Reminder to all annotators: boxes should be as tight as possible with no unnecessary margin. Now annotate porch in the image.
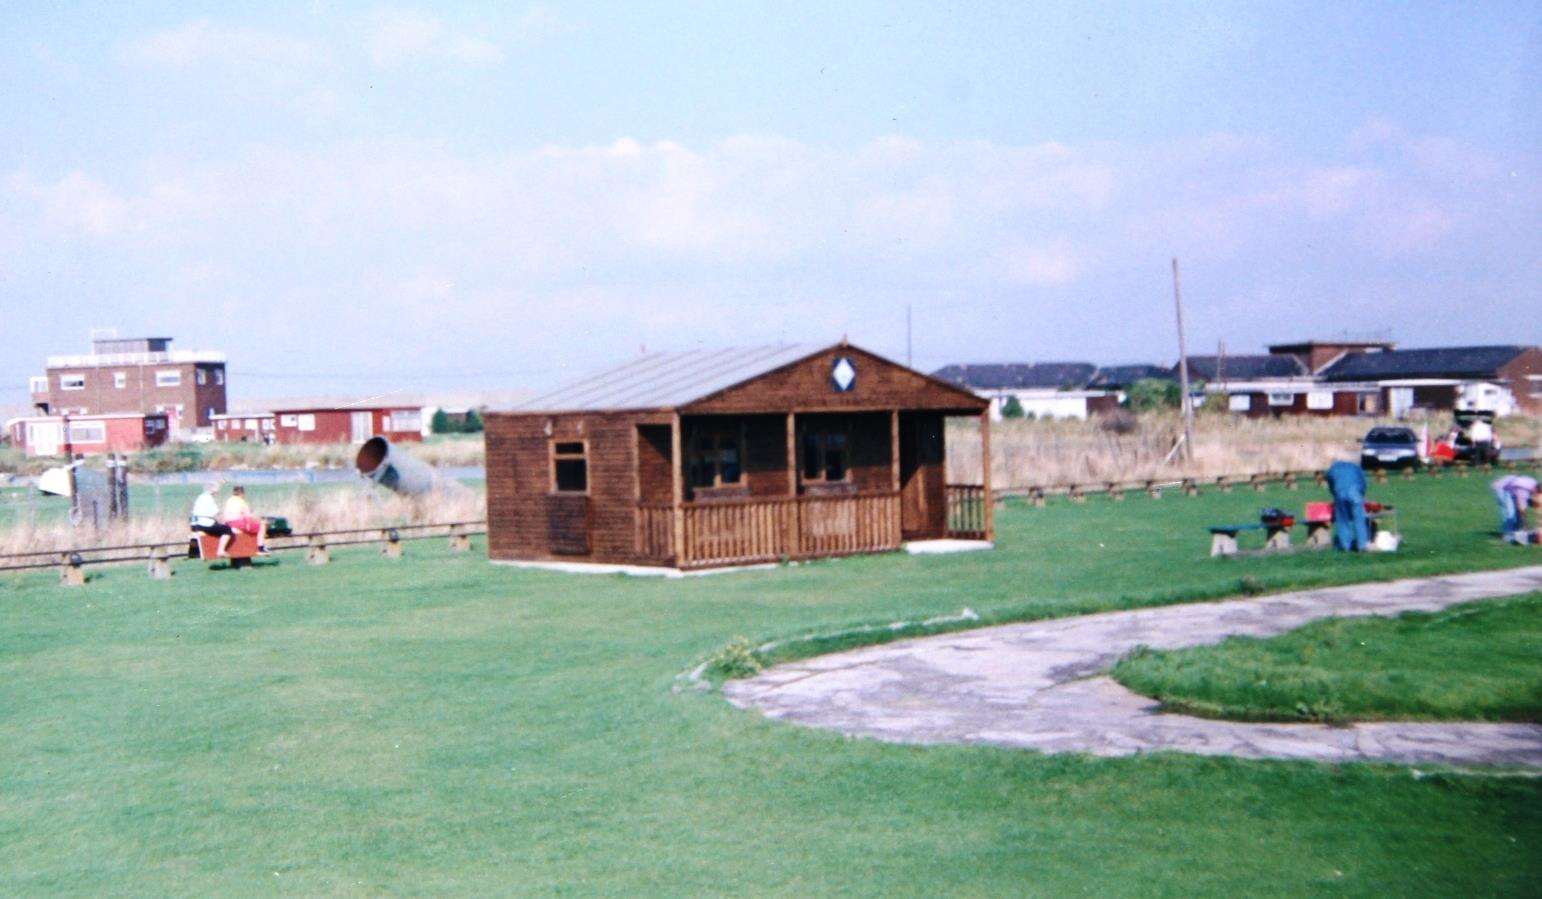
[632,409,990,570]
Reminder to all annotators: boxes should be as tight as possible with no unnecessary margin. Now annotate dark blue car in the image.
[1360,426,1420,469]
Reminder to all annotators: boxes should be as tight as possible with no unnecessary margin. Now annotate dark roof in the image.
[1180,354,1307,381]
[1319,345,1532,382]
[931,362,1096,390]
[1088,364,1173,388]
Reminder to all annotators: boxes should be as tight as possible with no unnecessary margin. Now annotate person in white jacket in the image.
[189,482,234,558]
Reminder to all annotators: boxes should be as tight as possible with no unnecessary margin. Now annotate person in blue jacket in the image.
[1325,460,1370,551]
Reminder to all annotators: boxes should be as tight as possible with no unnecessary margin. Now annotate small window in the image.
[1267,392,1294,407]
[1228,394,1252,412]
[297,414,316,432]
[215,369,225,386]
[801,429,849,482]
[196,369,207,385]
[244,418,258,429]
[59,373,86,391]
[688,425,743,489]
[280,414,298,426]
[114,371,127,389]
[1306,391,1333,411]
[552,441,588,493]
[218,420,227,430]
[391,410,423,433]
[67,421,106,443]
[156,370,181,387]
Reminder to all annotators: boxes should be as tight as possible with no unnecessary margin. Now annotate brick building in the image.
[29,334,227,433]
[269,406,425,445]
[5,412,170,457]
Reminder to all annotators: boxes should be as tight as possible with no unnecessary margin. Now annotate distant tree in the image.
[1124,378,1183,412]
[431,408,455,435]
[999,396,1025,419]
[463,409,484,433]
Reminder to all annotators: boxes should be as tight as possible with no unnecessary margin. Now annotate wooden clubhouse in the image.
[485,342,994,571]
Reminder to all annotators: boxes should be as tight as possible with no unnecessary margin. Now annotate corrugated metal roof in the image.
[513,344,828,412]
[1319,345,1530,382]
[1088,364,1173,388]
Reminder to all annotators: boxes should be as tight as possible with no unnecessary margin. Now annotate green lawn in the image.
[2,474,1539,895]
[1113,593,1542,723]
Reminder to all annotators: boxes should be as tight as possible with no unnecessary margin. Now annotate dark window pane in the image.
[802,434,820,479]
[826,448,847,481]
[555,441,584,455]
[554,458,587,492]
[721,446,741,483]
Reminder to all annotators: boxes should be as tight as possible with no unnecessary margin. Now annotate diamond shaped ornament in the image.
[831,357,857,392]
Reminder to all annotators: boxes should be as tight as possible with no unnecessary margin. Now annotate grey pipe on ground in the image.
[355,436,438,495]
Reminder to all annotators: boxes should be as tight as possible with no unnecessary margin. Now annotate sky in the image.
[1,1,1537,403]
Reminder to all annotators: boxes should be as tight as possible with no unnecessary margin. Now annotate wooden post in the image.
[1146,480,1161,500]
[147,546,172,580]
[784,412,798,557]
[1183,479,1199,497]
[382,528,404,559]
[889,410,902,540]
[672,413,686,567]
[448,525,471,552]
[1030,487,1046,508]
[60,552,86,586]
[307,534,330,565]
[980,412,994,542]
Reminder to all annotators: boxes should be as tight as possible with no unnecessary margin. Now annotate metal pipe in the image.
[354,436,437,495]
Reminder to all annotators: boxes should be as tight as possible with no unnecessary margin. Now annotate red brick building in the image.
[269,406,425,445]
[5,412,170,457]
[29,334,227,433]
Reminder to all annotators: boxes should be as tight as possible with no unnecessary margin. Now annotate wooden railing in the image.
[640,492,903,569]
[945,484,987,539]
[636,503,675,560]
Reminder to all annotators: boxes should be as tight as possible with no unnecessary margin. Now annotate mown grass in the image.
[2,474,1539,895]
[1112,594,1542,724]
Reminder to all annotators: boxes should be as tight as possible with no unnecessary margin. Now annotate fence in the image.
[0,520,486,585]
[995,458,1535,506]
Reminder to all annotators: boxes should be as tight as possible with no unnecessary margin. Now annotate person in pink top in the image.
[222,485,271,555]
[1492,474,1539,543]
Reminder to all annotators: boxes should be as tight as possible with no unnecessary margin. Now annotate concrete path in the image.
[723,566,1542,767]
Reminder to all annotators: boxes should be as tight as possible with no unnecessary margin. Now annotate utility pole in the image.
[1172,258,1195,461]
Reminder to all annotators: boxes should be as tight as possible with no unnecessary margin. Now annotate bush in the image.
[1124,378,1183,412]
[999,396,1025,419]
[1099,410,1138,435]
[706,637,763,679]
[431,409,454,434]
[463,409,483,433]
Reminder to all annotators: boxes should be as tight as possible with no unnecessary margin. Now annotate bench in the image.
[193,531,260,569]
[1208,522,1293,557]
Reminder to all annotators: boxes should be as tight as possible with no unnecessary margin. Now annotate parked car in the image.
[1361,426,1421,469]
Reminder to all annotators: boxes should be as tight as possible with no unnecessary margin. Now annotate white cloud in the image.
[11,171,132,236]
[365,9,503,68]
[117,19,321,70]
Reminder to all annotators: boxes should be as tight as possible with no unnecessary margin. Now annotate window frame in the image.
[799,422,852,485]
[296,413,316,432]
[155,369,182,387]
[67,421,106,444]
[687,421,747,493]
[59,373,86,391]
[114,371,127,389]
[550,439,590,494]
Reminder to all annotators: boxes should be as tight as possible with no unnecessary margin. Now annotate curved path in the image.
[723,566,1542,767]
